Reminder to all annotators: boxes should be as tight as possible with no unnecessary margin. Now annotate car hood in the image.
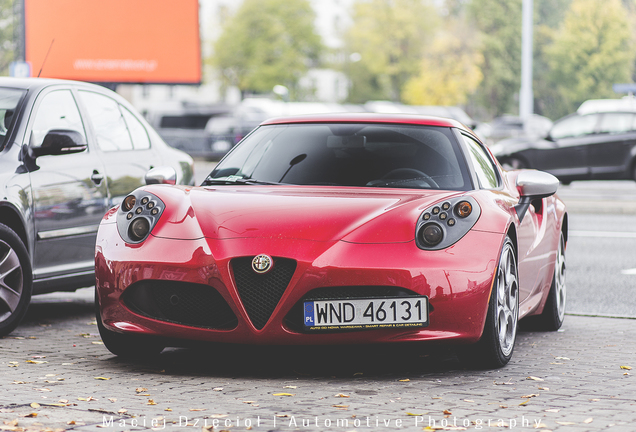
[146,185,466,243]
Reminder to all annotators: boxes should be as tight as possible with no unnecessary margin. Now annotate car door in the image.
[76,90,162,207]
[26,87,109,281]
[531,113,601,180]
[587,112,636,179]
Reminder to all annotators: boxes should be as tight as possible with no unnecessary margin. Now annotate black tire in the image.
[95,292,164,357]
[460,236,519,369]
[0,223,33,337]
[522,231,566,331]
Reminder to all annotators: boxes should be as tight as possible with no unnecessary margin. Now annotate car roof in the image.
[0,77,105,92]
[261,112,468,130]
[577,97,636,114]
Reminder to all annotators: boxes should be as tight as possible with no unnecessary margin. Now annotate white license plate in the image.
[303,297,428,330]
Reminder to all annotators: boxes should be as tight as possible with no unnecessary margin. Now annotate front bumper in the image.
[95,223,503,346]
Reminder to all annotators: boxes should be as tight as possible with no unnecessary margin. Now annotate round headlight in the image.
[129,217,151,241]
[420,223,443,246]
[122,195,136,212]
[455,201,473,218]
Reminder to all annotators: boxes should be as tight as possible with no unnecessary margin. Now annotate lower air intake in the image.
[231,257,297,330]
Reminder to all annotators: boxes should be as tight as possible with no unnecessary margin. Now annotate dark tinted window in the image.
[160,115,212,129]
[0,87,26,149]
[209,123,471,190]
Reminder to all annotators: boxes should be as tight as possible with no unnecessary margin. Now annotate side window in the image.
[30,90,86,148]
[78,91,133,151]
[550,114,599,140]
[121,107,150,149]
[598,113,636,134]
[463,135,498,189]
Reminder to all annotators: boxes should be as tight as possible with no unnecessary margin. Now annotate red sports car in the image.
[95,113,567,368]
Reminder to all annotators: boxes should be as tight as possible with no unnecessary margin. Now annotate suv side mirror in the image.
[30,129,87,158]
[514,170,559,222]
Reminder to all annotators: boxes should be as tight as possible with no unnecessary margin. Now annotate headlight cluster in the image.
[116,191,165,244]
[415,196,481,250]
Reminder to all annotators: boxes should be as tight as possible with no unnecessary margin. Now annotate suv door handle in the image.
[91,170,104,186]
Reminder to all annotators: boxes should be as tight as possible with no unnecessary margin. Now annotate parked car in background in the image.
[0,77,194,336]
[145,104,231,159]
[491,100,636,183]
[474,114,553,146]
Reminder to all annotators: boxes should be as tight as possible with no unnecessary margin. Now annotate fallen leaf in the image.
[58,399,69,404]
[538,387,550,391]
[518,400,529,406]
[334,393,350,398]
[443,409,452,415]
[165,408,172,412]
[25,360,47,364]
[30,403,40,409]
[43,403,67,407]
[12,381,26,385]
[91,341,104,345]
[272,393,294,396]
[94,377,110,380]
[545,409,560,413]
[620,365,632,370]
[283,385,297,389]
[189,408,206,412]
[31,355,46,359]
[22,413,37,418]
[212,387,223,391]
[147,399,157,405]
[353,372,363,376]
[406,412,425,416]
[554,356,570,360]
[584,418,593,424]
[399,379,410,382]
[34,388,51,392]
[108,398,117,403]
[136,387,148,393]
[534,423,548,428]
[556,421,577,426]
[526,376,544,381]
[463,400,474,403]
[210,414,228,418]
[521,394,539,398]
[242,401,257,404]
[118,409,127,414]
[332,404,349,409]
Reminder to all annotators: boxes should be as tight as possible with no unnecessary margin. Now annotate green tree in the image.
[211,0,322,99]
[468,0,522,118]
[0,0,17,75]
[344,0,439,103]
[402,20,483,106]
[545,0,635,117]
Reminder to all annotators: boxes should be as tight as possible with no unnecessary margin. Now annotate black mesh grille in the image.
[231,257,297,330]
[123,281,238,329]
[284,286,418,332]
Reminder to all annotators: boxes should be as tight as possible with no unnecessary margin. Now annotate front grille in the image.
[284,286,418,332]
[231,257,297,330]
[123,281,238,329]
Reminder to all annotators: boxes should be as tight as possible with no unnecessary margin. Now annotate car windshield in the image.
[0,87,26,150]
[206,123,471,190]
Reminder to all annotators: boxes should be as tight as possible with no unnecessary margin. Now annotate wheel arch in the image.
[506,222,518,262]
[0,204,29,251]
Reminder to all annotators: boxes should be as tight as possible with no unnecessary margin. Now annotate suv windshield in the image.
[207,123,471,190]
[0,87,26,150]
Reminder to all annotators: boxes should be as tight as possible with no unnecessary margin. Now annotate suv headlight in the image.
[415,196,481,250]
[116,191,165,244]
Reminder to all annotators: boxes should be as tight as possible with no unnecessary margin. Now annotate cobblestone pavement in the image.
[1,289,635,432]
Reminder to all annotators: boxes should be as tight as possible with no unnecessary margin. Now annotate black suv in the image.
[0,78,194,336]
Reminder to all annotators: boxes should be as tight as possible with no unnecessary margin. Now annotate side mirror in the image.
[145,166,177,185]
[30,129,87,158]
[514,170,559,222]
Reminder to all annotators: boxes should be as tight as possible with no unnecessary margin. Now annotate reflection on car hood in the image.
[150,185,465,244]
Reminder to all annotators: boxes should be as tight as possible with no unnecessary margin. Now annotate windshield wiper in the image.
[202,176,283,186]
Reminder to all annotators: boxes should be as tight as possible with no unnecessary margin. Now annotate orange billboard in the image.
[25,0,201,84]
